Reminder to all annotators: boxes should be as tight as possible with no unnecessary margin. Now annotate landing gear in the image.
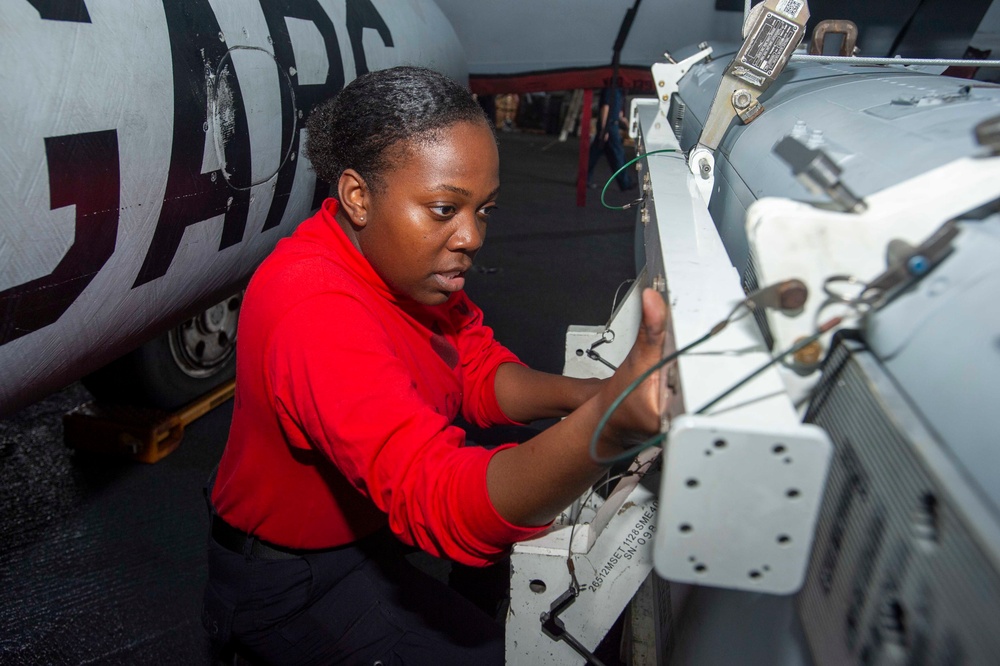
[82,293,241,411]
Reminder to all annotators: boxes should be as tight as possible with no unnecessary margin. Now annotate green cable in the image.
[588,329,714,465]
[599,148,679,211]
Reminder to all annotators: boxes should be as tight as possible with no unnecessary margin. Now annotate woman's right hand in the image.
[592,288,673,455]
[486,288,676,526]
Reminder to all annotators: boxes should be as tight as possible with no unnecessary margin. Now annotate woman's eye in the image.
[430,205,457,217]
[479,204,498,219]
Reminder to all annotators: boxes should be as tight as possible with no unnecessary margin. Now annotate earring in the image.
[359,216,366,222]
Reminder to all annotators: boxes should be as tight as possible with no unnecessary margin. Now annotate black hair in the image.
[305,66,492,192]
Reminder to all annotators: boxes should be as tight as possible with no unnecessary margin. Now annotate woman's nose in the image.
[449,214,485,252]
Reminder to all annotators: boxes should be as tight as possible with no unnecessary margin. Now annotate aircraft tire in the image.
[82,294,240,411]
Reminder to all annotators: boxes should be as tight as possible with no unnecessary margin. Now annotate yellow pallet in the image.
[63,380,235,463]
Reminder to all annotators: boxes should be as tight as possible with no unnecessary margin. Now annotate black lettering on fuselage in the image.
[26,0,91,22]
[132,0,253,287]
[6,0,396,342]
[0,130,119,345]
[257,0,347,229]
[346,0,394,77]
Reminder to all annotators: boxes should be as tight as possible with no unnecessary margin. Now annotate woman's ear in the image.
[337,169,369,228]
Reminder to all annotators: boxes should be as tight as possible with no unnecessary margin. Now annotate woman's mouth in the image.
[433,270,466,292]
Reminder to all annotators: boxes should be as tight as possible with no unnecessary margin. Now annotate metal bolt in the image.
[658,80,665,87]
[806,129,825,149]
[732,89,752,110]
[653,275,666,292]
[662,94,670,101]
[793,338,824,366]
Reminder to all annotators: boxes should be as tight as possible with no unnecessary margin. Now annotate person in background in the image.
[202,66,667,665]
[495,92,519,131]
[587,85,637,191]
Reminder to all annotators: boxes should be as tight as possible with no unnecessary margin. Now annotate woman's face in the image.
[358,120,500,306]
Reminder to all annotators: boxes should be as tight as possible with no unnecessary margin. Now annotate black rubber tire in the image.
[82,332,236,411]
[82,294,241,411]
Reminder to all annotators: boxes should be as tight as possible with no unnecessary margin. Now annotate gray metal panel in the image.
[801,342,1000,665]
[868,216,1000,520]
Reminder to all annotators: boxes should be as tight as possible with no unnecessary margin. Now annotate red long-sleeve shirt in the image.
[211,199,546,566]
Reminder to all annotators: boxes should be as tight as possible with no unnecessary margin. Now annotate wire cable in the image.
[599,149,679,210]
[587,327,718,465]
[694,316,843,415]
[586,279,815,465]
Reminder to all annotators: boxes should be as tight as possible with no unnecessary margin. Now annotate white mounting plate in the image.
[654,414,832,595]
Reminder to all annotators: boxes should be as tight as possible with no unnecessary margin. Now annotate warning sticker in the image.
[776,0,803,18]
[741,12,799,77]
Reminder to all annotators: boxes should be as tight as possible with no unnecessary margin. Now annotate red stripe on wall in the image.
[470,66,654,95]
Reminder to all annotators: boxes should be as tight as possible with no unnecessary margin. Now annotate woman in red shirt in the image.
[204,65,667,665]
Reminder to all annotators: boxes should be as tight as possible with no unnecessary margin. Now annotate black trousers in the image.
[203,524,505,665]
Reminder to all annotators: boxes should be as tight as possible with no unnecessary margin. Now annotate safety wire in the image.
[586,287,858,465]
[586,295,756,466]
[599,149,680,211]
[584,278,635,371]
[693,274,896,414]
[694,315,844,414]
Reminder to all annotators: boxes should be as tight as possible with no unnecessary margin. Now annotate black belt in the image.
[211,515,304,561]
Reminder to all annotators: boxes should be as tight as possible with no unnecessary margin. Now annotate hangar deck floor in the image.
[0,130,638,664]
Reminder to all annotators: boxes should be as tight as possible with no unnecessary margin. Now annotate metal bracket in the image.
[654,414,832,595]
[643,46,714,138]
[696,0,810,152]
[688,147,716,203]
[747,154,1000,364]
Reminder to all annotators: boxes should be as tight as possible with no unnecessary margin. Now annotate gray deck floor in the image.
[0,130,638,664]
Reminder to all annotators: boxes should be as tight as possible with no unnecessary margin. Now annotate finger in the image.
[640,288,667,343]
